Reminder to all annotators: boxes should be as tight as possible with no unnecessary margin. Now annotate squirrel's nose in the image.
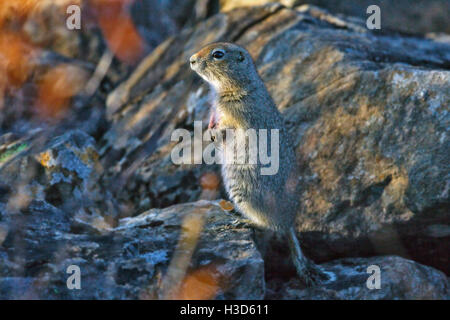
[189,55,198,66]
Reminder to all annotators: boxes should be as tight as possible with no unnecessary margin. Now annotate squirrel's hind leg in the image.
[287,227,332,287]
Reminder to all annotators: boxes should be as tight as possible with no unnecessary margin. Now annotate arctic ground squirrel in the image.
[190,42,329,286]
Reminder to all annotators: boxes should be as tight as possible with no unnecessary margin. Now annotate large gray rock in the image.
[0,201,448,299]
[220,0,450,34]
[0,200,265,299]
[101,4,449,274]
[1,198,447,300]
[267,255,449,300]
[0,130,111,221]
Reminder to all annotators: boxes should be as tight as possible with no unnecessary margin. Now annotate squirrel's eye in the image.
[212,50,225,60]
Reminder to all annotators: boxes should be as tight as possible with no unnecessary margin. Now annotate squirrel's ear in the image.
[238,52,245,62]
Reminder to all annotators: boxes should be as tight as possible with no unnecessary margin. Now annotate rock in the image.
[0,130,108,218]
[258,12,450,274]
[267,256,449,300]
[220,0,450,34]
[0,200,265,299]
[1,198,447,299]
[101,4,449,274]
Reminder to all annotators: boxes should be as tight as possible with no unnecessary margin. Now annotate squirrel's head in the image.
[190,42,259,93]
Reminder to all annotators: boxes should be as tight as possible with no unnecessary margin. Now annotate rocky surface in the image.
[1,198,447,300]
[220,0,450,34]
[0,2,449,299]
[0,130,108,216]
[267,255,449,300]
[0,200,264,299]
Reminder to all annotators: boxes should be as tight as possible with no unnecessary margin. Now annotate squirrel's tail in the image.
[287,227,332,286]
